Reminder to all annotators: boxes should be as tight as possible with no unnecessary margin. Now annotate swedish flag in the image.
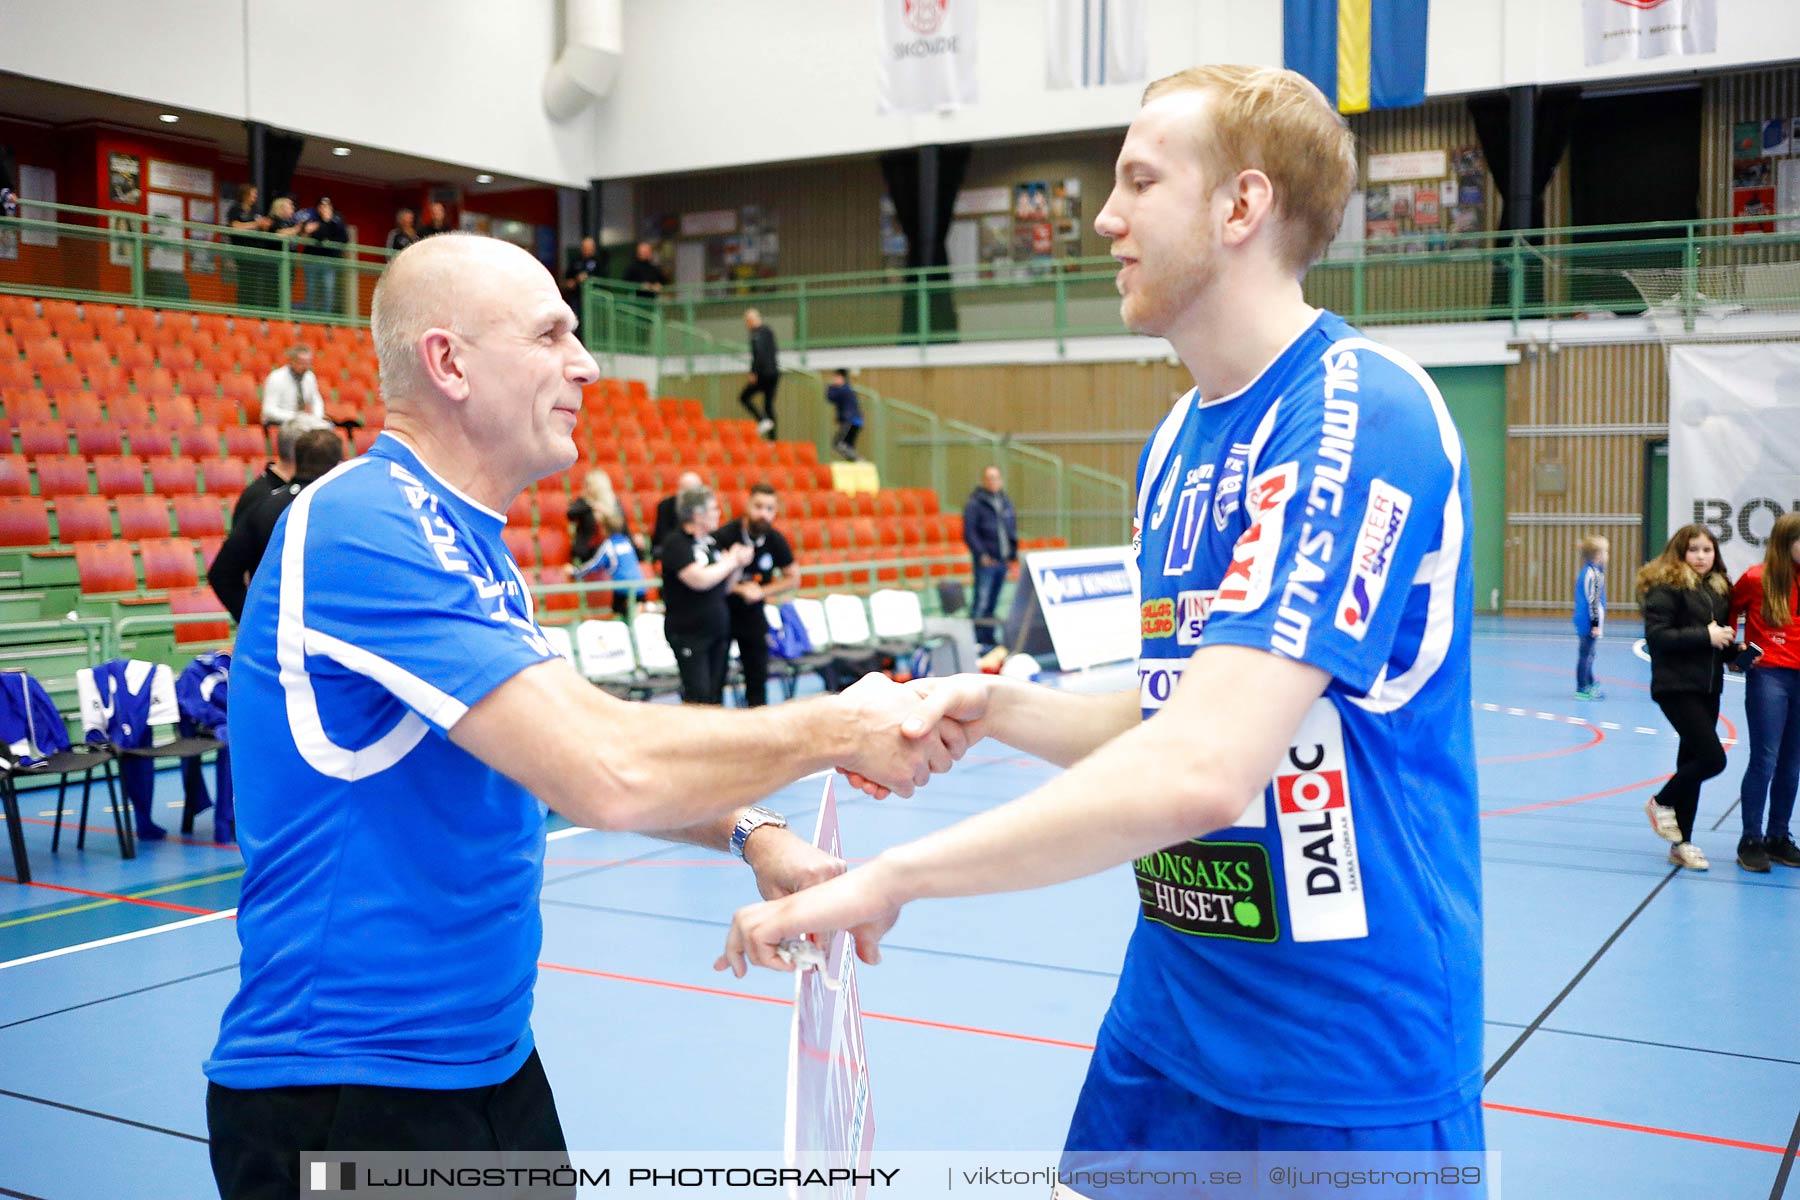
[1283,0,1428,115]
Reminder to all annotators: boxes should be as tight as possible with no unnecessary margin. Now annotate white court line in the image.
[0,909,237,972]
[1634,727,1660,735]
[1601,722,1623,730]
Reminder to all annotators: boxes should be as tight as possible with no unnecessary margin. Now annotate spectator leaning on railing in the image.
[297,197,348,314]
[386,208,419,253]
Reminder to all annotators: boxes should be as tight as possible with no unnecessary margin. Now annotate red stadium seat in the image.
[140,537,200,589]
[146,456,200,496]
[73,424,125,457]
[107,394,154,428]
[502,527,539,566]
[32,455,90,498]
[199,458,248,498]
[16,419,69,458]
[171,586,230,645]
[0,496,51,547]
[125,426,173,457]
[54,393,103,426]
[172,494,227,538]
[53,495,114,544]
[537,525,571,568]
[74,541,138,595]
[222,425,267,459]
[0,456,31,497]
[91,455,147,498]
[115,494,173,540]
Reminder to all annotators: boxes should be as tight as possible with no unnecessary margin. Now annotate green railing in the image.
[640,313,1132,547]
[587,214,1800,349]
[0,198,396,325]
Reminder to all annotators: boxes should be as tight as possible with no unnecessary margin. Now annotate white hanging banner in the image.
[1583,0,1717,67]
[1667,343,1800,578]
[877,0,978,115]
[1046,0,1147,91]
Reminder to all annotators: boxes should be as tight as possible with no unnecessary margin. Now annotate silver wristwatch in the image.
[729,805,788,860]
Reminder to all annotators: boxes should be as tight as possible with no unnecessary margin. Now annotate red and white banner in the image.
[783,778,875,1200]
[877,0,979,115]
[1583,0,1716,66]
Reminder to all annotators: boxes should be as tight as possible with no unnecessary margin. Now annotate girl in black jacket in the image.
[1637,524,1738,870]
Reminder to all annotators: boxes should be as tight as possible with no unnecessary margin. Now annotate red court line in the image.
[1478,719,1604,765]
[16,815,236,850]
[1481,1101,1785,1155]
[536,960,1097,1050]
[1480,774,1673,819]
[535,959,1798,1143]
[0,879,216,915]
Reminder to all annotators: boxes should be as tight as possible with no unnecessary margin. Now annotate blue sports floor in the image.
[2,620,1796,1198]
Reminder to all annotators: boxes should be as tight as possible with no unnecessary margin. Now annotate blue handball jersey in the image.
[206,433,562,1090]
[1113,311,1483,1128]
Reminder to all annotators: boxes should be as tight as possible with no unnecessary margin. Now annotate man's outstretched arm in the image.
[717,644,1328,974]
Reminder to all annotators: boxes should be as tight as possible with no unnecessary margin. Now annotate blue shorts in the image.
[1060,1023,1487,1198]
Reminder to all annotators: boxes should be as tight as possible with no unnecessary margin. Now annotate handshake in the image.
[718,671,998,975]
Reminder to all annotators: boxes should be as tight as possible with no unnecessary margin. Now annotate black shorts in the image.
[207,1048,569,1199]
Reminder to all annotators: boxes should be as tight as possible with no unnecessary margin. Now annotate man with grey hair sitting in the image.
[656,483,753,705]
[234,412,334,522]
[203,232,969,1198]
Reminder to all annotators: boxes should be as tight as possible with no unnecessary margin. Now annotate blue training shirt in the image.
[1114,310,1483,1128]
[206,433,563,1090]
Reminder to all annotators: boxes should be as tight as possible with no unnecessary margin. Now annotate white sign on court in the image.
[1022,546,1140,671]
[783,777,875,1200]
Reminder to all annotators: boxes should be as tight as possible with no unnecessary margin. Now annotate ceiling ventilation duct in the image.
[543,0,622,120]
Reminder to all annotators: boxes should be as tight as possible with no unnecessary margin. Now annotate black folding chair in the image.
[1,741,132,878]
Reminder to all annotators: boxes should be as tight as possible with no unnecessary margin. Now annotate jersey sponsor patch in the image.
[1333,479,1413,640]
[1137,656,1185,711]
[1176,589,1214,646]
[1273,700,1367,941]
[1141,599,1174,638]
[1211,462,1298,614]
[1135,840,1279,943]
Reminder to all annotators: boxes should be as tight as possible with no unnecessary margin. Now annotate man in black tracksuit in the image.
[713,483,797,707]
[208,429,345,621]
[740,308,781,440]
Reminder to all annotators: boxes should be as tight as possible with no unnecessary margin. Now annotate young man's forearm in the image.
[980,679,1142,768]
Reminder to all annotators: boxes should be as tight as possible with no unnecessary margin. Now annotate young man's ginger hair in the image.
[1142,64,1358,275]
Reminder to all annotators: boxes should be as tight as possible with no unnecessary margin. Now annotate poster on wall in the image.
[17,165,55,248]
[1778,159,1800,233]
[108,153,142,206]
[145,191,185,272]
[1013,182,1050,221]
[106,215,133,266]
[148,160,215,197]
[0,186,15,263]
[187,198,215,273]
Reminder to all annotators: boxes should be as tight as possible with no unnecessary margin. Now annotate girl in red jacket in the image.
[1730,512,1800,873]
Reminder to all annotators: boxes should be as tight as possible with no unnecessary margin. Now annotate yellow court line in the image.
[0,869,244,930]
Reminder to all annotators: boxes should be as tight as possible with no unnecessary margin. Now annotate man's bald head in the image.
[372,233,553,405]
[676,470,704,493]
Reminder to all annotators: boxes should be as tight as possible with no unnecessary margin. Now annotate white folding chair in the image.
[539,625,577,668]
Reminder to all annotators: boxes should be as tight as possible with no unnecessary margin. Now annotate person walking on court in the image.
[740,308,781,439]
[721,64,1488,1165]
[1638,525,1737,871]
[202,234,970,1199]
[1730,512,1800,873]
[1573,535,1608,700]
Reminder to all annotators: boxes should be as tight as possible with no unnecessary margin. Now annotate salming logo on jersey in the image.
[1274,700,1366,942]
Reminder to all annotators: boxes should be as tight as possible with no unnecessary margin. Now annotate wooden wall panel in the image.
[1503,343,1668,611]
